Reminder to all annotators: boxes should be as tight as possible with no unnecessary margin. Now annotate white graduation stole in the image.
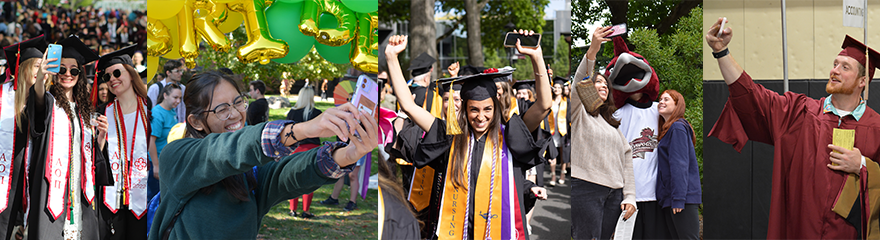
[46,101,94,220]
[0,82,17,214]
[104,101,149,219]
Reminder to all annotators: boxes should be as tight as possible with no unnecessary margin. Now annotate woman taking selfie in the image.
[28,35,109,240]
[149,71,377,239]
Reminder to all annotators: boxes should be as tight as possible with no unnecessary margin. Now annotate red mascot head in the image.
[603,37,660,108]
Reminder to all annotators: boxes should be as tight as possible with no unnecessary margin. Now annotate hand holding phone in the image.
[716,17,727,38]
[46,44,62,73]
[504,32,541,48]
[606,23,627,38]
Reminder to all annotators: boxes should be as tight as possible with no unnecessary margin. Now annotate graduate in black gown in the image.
[1,35,48,240]
[26,35,111,240]
[385,31,551,240]
[95,45,149,240]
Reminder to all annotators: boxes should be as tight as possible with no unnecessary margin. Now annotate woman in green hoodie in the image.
[148,71,377,239]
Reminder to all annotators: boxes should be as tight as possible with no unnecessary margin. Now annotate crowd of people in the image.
[0,3,147,54]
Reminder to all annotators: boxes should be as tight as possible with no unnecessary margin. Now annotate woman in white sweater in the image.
[570,26,637,240]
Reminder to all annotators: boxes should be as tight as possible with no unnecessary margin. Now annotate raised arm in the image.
[705,17,743,85]
[571,27,611,117]
[516,29,551,132]
[384,35,435,131]
[34,49,58,112]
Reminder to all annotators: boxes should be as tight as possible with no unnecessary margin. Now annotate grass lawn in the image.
[255,95,378,239]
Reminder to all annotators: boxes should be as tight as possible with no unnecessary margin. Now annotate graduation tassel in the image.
[430,84,443,119]
[446,88,462,135]
[90,59,100,108]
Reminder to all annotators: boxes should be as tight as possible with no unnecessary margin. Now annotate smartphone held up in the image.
[504,32,541,48]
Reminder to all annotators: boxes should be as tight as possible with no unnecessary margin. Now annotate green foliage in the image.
[483,49,507,70]
[554,38,570,78]
[192,26,351,95]
[377,0,412,24]
[437,0,550,51]
[625,7,704,185]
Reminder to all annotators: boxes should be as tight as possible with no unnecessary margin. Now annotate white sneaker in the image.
[527,224,532,235]
[558,179,565,185]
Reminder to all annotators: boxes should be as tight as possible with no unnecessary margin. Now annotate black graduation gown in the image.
[25,86,111,239]
[97,101,149,240]
[0,100,31,240]
[409,104,548,240]
[380,187,421,240]
[385,117,440,238]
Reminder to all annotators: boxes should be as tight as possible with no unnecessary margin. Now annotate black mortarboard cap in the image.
[97,44,137,71]
[459,71,513,101]
[437,76,463,94]
[59,35,99,65]
[4,35,47,84]
[552,76,569,86]
[459,65,487,76]
[513,80,535,90]
[407,52,435,77]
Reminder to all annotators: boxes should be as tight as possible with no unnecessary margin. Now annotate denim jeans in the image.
[571,178,623,240]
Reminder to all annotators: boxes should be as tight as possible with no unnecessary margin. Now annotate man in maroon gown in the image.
[705,18,880,239]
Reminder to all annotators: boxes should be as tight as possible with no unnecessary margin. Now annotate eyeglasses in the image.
[102,69,121,82]
[203,95,248,121]
[170,68,184,74]
[59,66,80,76]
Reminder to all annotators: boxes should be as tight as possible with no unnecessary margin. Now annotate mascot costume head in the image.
[603,36,660,108]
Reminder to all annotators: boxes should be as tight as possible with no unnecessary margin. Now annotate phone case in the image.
[46,44,62,73]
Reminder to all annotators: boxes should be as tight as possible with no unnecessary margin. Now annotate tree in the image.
[409,0,438,81]
[553,38,570,78]
[379,0,549,68]
[572,0,701,45]
[192,26,350,95]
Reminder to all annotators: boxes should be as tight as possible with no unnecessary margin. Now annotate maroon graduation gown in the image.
[709,71,880,239]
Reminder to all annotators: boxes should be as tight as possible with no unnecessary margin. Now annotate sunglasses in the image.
[102,69,121,82]
[59,66,80,76]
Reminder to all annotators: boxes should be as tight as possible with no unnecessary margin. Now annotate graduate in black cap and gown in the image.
[513,80,536,103]
[0,35,48,240]
[407,52,438,113]
[27,35,112,240]
[385,31,551,240]
[95,44,150,240]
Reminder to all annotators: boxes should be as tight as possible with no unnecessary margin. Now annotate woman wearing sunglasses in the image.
[149,71,377,239]
[94,45,151,240]
[28,35,110,239]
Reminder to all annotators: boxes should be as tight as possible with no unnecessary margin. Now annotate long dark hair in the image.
[589,72,620,128]
[378,150,422,227]
[183,71,256,202]
[49,63,92,123]
[450,95,504,189]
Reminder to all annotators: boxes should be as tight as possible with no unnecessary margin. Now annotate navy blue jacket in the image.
[656,119,702,209]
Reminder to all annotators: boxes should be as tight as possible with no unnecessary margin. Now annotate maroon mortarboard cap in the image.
[839,35,880,81]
